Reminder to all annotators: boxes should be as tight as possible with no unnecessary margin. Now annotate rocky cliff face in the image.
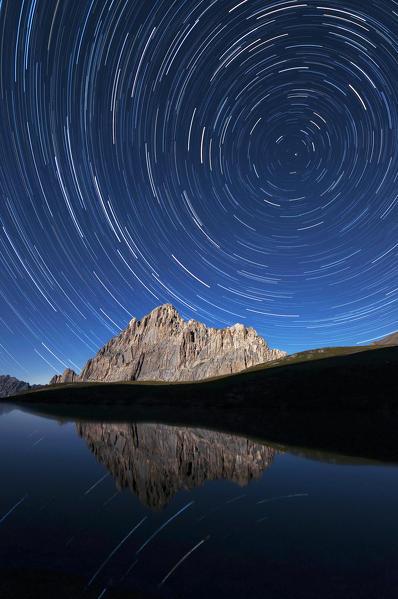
[49,368,79,385]
[77,422,277,509]
[52,304,285,383]
[0,375,31,398]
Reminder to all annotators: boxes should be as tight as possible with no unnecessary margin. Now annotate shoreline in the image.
[3,345,398,463]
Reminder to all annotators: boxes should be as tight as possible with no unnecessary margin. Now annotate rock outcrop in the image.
[77,422,277,509]
[0,374,31,398]
[51,304,285,383]
[49,368,79,385]
[371,332,398,346]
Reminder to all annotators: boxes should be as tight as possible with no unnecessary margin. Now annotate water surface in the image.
[0,405,397,598]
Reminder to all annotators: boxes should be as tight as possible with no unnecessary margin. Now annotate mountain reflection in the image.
[76,422,277,509]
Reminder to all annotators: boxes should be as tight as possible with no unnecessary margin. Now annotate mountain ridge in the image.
[0,374,33,398]
[371,331,398,346]
[50,303,286,384]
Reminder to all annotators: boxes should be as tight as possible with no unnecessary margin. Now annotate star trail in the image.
[0,0,397,383]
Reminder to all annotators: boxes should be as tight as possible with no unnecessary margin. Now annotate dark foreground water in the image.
[0,405,397,598]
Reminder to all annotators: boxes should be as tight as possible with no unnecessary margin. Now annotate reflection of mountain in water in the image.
[76,422,277,509]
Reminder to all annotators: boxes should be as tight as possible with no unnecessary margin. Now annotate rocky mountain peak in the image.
[152,302,178,316]
[49,368,79,386]
[50,303,286,384]
[147,303,180,326]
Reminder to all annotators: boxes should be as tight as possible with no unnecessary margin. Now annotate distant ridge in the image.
[50,303,286,384]
[0,374,32,398]
[371,332,398,347]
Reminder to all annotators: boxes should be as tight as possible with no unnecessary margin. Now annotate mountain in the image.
[50,368,79,385]
[371,332,398,346]
[77,422,277,509]
[50,303,285,384]
[0,375,31,398]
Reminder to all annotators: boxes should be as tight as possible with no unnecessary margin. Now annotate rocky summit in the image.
[50,303,285,384]
[50,368,79,385]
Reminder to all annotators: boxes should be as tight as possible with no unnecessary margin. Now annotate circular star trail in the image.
[0,0,397,382]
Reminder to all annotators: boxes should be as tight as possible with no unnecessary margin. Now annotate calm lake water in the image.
[0,404,398,598]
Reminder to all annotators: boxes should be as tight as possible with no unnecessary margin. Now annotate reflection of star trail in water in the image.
[0,1,397,382]
[86,516,147,588]
[0,495,27,523]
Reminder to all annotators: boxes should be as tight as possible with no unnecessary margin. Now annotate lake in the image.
[0,404,397,598]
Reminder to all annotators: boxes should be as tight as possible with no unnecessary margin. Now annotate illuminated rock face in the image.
[77,422,277,509]
[49,368,79,385]
[50,303,285,384]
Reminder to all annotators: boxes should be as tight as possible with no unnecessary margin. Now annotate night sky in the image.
[0,0,397,384]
